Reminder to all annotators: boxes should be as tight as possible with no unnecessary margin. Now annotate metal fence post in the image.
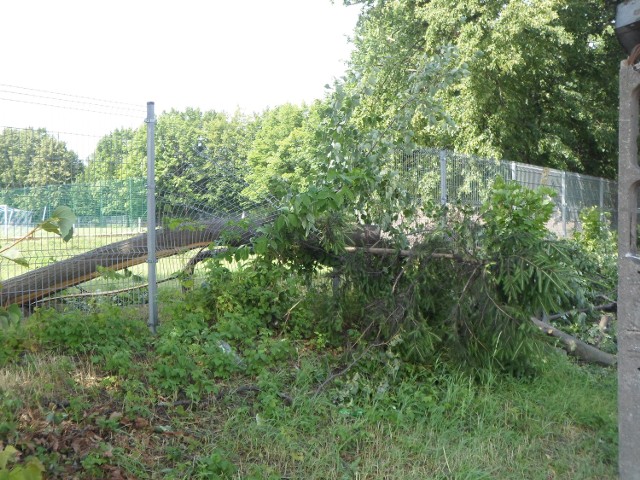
[439,150,447,206]
[511,161,517,181]
[599,177,605,223]
[146,102,158,334]
[561,171,567,237]
[3,204,8,238]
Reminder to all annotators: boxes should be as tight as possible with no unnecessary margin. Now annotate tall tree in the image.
[344,0,620,177]
[85,127,146,181]
[0,128,83,188]
[153,108,258,217]
[244,103,322,200]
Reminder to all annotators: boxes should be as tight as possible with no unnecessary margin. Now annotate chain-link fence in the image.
[395,148,618,237]
[0,93,618,315]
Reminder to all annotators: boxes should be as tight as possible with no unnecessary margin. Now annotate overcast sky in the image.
[0,0,360,156]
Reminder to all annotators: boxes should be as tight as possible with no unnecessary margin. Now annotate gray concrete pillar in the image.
[618,60,640,479]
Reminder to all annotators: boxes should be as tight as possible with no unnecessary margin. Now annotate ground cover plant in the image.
[0,180,619,478]
[0,285,618,479]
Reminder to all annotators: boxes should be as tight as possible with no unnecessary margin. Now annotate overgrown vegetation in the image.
[0,177,620,478]
[0,1,622,476]
[0,277,618,479]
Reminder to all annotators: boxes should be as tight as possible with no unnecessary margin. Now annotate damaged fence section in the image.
[0,113,618,319]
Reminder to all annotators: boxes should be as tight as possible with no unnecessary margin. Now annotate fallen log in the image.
[530,316,616,367]
[543,302,617,323]
[0,217,263,307]
[0,219,383,308]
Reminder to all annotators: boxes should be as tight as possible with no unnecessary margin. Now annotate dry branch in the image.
[543,303,617,323]
[530,316,616,367]
[343,246,459,260]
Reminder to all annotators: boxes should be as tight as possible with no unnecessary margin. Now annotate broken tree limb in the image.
[530,316,616,367]
[543,302,617,323]
[0,219,385,308]
[343,246,463,261]
[0,217,265,307]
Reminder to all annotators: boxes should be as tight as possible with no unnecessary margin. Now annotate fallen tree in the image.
[0,217,262,307]
[0,218,383,308]
[1,207,617,369]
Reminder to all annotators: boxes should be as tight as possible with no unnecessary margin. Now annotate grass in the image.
[0,300,618,479]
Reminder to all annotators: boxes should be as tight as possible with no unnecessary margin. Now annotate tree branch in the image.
[530,316,616,367]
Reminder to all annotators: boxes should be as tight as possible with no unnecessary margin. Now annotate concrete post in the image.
[618,60,640,480]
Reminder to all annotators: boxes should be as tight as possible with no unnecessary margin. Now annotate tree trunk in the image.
[1,220,383,308]
[1,218,260,307]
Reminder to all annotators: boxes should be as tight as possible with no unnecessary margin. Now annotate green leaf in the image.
[253,237,269,256]
[96,266,124,280]
[0,445,18,470]
[5,304,22,324]
[40,206,76,242]
[0,249,28,267]
[21,457,45,480]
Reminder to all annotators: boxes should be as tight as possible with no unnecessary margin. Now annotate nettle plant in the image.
[0,206,76,327]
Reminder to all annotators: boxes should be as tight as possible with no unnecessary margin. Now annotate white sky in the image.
[0,0,360,157]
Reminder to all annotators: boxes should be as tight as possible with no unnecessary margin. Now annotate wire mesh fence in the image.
[394,148,618,237]
[0,91,619,314]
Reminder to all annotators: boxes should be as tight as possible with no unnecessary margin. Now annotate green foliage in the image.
[0,305,22,330]
[243,103,321,200]
[34,305,151,367]
[0,206,76,269]
[0,128,84,189]
[544,207,618,352]
[344,0,619,177]
[38,206,76,242]
[0,205,77,342]
[295,179,584,375]
[572,206,617,293]
[0,392,22,442]
[0,317,35,366]
[149,259,315,400]
[194,449,237,479]
[0,445,44,480]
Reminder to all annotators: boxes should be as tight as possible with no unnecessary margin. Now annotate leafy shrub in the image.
[0,445,44,480]
[150,311,237,400]
[571,206,617,297]
[33,305,151,370]
[318,178,583,376]
[0,320,36,367]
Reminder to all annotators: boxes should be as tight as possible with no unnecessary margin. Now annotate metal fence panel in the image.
[398,149,617,237]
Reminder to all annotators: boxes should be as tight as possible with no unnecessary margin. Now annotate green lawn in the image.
[0,300,618,479]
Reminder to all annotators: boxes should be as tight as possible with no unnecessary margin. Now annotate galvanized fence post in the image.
[3,204,8,238]
[561,171,567,238]
[599,176,605,223]
[146,102,158,334]
[439,150,447,206]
